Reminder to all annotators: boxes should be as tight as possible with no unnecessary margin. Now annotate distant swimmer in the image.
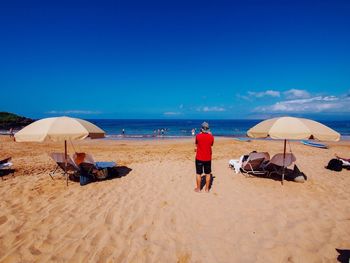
[191,128,195,136]
[9,127,14,138]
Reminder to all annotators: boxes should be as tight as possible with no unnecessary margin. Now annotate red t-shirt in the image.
[195,133,214,161]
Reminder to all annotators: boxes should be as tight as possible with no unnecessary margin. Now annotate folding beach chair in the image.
[240,157,267,175]
[229,152,270,175]
[240,152,270,176]
[0,157,14,180]
[49,153,80,180]
[72,153,117,181]
[250,152,270,163]
[264,153,296,178]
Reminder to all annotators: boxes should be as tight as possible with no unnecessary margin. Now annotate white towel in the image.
[340,159,350,166]
[0,162,13,169]
[229,155,245,173]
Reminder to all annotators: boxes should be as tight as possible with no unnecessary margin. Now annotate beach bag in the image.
[107,166,119,177]
[326,159,343,172]
[94,168,109,180]
[80,173,94,186]
[292,165,306,183]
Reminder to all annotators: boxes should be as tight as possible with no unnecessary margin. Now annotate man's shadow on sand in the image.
[336,248,350,263]
[200,174,215,191]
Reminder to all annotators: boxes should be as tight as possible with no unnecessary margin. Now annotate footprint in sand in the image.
[105,210,115,225]
[29,245,42,256]
[0,215,8,225]
[177,252,191,263]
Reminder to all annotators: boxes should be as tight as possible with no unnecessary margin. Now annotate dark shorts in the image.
[195,159,212,175]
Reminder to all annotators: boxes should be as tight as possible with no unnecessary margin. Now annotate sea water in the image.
[2,119,349,140]
[85,119,350,140]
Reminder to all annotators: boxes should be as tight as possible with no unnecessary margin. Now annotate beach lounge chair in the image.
[0,157,14,180]
[240,157,267,175]
[239,152,270,176]
[73,153,117,181]
[264,153,296,178]
[250,152,270,163]
[49,153,80,180]
[229,152,270,174]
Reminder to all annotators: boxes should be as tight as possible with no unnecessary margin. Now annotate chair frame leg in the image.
[49,165,59,180]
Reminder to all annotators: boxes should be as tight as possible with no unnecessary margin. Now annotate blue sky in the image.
[1,0,350,119]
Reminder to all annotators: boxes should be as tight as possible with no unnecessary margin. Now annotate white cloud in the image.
[236,94,250,100]
[265,90,281,97]
[284,89,310,99]
[47,110,101,115]
[239,89,313,101]
[255,95,350,113]
[196,106,226,112]
[163,111,181,116]
[247,90,281,98]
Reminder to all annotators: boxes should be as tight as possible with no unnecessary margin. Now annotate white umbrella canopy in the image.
[247,116,340,141]
[247,116,340,184]
[14,116,105,185]
[15,116,105,142]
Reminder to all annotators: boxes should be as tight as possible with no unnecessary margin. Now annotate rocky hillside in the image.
[0,112,34,129]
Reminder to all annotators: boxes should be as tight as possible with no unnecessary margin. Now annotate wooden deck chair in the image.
[49,153,80,180]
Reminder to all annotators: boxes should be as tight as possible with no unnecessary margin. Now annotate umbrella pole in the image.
[64,140,68,186]
[282,139,287,185]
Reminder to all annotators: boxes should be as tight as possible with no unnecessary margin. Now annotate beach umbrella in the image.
[15,116,105,184]
[247,116,340,184]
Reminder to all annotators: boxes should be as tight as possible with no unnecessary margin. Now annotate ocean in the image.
[85,119,350,140]
[2,119,349,140]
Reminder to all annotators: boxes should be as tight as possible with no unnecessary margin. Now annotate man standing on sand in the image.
[194,122,214,193]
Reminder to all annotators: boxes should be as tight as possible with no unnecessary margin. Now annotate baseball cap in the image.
[201,122,210,132]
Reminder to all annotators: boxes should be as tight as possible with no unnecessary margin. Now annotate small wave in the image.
[104,134,194,140]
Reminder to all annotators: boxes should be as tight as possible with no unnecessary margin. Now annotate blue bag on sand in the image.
[80,173,93,186]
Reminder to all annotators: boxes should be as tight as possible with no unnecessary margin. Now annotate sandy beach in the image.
[0,135,349,262]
